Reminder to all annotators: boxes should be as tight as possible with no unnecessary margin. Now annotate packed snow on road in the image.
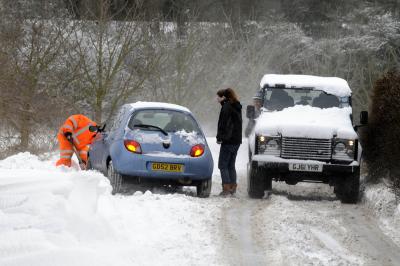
[1,139,400,265]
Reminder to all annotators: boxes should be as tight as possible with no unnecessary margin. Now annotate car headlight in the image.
[257,135,281,156]
[333,139,356,161]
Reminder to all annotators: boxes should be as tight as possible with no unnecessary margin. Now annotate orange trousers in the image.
[56,133,89,167]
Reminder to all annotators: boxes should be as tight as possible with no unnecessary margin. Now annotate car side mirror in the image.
[246,105,255,119]
[360,111,368,125]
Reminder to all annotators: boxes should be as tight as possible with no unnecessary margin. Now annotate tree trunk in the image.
[18,111,31,151]
[94,100,103,123]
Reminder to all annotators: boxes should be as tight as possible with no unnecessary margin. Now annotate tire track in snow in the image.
[263,182,400,265]
[339,205,400,266]
[217,177,270,266]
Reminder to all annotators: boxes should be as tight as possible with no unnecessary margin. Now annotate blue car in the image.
[88,102,214,197]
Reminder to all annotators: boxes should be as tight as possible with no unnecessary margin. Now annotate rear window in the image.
[128,109,200,133]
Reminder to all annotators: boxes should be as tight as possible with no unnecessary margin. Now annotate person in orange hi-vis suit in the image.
[56,114,98,168]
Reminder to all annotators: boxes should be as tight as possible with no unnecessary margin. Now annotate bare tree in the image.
[0,4,76,151]
[69,0,159,123]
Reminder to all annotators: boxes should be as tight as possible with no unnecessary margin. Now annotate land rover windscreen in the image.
[262,87,350,111]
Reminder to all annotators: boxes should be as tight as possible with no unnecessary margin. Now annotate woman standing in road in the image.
[216,88,243,196]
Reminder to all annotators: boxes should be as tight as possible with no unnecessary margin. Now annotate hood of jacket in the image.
[229,101,242,112]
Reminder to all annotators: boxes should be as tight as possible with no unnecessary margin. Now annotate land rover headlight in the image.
[257,135,281,156]
[333,139,356,161]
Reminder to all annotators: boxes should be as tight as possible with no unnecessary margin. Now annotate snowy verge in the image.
[362,181,400,246]
[0,152,223,266]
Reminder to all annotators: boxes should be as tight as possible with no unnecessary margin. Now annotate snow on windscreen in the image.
[175,130,205,145]
[127,129,205,146]
[260,74,352,97]
[255,105,357,139]
[129,101,191,113]
[129,130,165,144]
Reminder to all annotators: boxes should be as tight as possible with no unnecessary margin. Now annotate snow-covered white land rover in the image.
[246,74,368,203]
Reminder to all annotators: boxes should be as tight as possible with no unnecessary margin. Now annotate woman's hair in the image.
[216,88,239,103]
[224,88,239,103]
[216,89,225,98]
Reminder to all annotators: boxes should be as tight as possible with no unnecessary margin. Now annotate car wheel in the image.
[108,160,123,195]
[196,179,211,198]
[247,162,266,199]
[337,171,360,204]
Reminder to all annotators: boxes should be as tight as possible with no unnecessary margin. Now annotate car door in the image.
[91,132,108,170]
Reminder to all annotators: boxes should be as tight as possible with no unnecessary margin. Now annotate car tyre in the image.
[196,179,211,198]
[108,160,123,195]
[247,162,266,199]
[337,171,360,204]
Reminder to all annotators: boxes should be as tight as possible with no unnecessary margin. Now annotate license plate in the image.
[289,163,323,172]
[151,163,184,172]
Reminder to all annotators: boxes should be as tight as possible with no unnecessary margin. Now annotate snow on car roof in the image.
[128,101,191,113]
[260,74,352,97]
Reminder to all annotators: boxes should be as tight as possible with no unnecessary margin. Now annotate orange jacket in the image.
[59,114,97,150]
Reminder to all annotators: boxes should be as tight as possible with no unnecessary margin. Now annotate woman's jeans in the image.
[218,144,240,184]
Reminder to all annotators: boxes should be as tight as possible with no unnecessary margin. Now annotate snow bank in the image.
[255,105,357,139]
[0,152,59,170]
[0,152,221,266]
[260,74,352,97]
[363,182,400,246]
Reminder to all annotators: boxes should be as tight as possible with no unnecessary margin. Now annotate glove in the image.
[64,132,73,142]
[98,124,106,132]
[89,125,99,133]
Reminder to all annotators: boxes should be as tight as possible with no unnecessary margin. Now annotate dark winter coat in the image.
[217,100,242,144]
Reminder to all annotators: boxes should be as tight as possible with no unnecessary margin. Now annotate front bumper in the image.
[257,161,359,174]
[252,157,359,184]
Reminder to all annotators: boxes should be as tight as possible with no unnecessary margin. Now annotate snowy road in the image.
[214,180,400,266]
[1,139,400,265]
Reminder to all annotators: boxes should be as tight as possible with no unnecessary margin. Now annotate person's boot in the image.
[219,184,231,196]
[230,183,237,195]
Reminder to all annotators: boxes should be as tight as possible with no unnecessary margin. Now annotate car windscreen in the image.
[128,109,200,133]
[263,88,348,111]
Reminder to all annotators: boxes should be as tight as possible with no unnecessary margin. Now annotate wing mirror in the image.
[360,111,368,125]
[246,105,255,119]
[354,111,368,131]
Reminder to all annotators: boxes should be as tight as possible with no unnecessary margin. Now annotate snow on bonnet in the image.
[255,105,357,139]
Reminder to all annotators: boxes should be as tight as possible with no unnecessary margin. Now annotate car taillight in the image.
[190,144,205,157]
[124,140,142,154]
